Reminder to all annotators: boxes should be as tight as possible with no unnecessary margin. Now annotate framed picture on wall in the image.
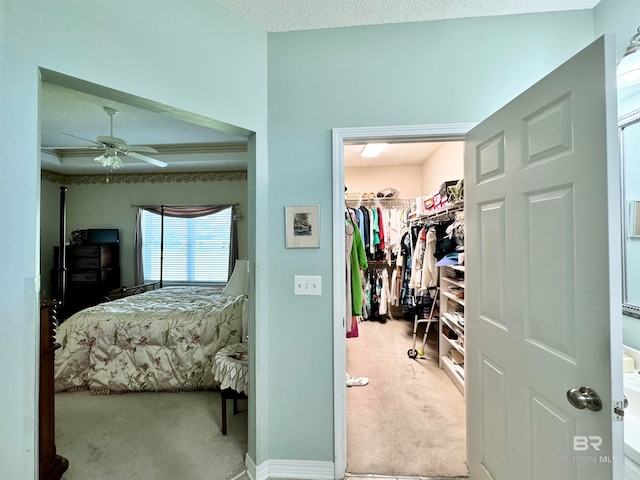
[285,205,320,248]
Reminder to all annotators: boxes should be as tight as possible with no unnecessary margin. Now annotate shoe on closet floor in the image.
[346,375,369,387]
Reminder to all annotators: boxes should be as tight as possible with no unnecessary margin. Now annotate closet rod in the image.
[345,197,414,207]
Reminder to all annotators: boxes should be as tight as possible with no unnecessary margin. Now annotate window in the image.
[141,207,232,284]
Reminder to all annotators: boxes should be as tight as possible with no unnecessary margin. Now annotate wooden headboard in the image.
[104,282,161,301]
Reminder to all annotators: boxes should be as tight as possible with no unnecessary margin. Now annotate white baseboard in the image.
[245,454,334,480]
[245,453,257,480]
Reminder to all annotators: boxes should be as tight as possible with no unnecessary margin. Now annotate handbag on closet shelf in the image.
[376,188,399,198]
[447,179,464,203]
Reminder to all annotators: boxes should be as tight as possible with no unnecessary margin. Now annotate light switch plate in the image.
[294,275,321,295]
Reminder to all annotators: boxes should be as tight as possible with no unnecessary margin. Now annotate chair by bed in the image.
[54,260,250,394]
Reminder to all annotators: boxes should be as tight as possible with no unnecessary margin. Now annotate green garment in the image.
[349,220,368,316]
[371,207,380,248]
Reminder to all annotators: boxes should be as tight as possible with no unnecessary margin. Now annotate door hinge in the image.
[613,397,628,421]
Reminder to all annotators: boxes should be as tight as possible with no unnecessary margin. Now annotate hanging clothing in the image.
[390,267,399,306]
[347,316,359,338]
[399,230,414,319]
[370,207,379,255]
[346,217,368,339]
[385,208,402,264]
[446,215,465,251]
[346,203,409,264]
[359,206,371,254]
[421,227,438,289]
[377,206,385,253]
[434,220,456,260]
[362,273,371,320]
[347,219,368,317]
[345,220,355,334]
[409,226,426,290]
[363,269,387,322]
[379,269,390,316]
[344,201,417,317]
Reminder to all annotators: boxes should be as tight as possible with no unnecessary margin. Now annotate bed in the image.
[54,261,249,394]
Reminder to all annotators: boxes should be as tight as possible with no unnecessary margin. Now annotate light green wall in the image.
[40,176,248,297]
[267,11,594,461]
[0,1,267,477]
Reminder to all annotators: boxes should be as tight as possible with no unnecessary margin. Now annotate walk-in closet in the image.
[343,140,468,477]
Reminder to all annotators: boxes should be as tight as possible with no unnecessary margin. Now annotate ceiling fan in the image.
[53,106,167,169]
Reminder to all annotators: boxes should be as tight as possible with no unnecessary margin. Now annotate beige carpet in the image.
[54,319,465,480]
[55,390,247,480]
[346,317,468,477]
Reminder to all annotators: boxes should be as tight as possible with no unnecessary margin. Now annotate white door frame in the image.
[332,123,476,479]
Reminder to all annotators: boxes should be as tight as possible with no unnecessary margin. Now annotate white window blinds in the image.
[141,207,232,283]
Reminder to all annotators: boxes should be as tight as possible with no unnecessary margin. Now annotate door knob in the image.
[566,386,602,411]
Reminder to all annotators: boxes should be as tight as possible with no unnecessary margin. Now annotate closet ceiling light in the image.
[360,143,387,158]
[618,26,640,89]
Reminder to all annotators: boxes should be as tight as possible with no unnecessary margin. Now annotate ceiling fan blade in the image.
[61,132,104,146]
[42,145,101,150]
[125,145,158,154]
[123,151,167,168]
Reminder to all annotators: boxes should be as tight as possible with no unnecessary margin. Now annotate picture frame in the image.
[285,205,320,248]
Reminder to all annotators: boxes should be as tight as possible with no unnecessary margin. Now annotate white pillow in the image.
[223,259,249,296]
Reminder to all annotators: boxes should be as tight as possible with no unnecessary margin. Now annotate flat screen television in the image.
[83,229,119,244]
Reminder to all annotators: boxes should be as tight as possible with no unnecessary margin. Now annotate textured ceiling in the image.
[213,0,600,32]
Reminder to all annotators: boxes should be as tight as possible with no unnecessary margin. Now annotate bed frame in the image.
[105,282,161,301]
[40,301,69,480]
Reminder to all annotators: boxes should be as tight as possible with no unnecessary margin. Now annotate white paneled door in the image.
[465,36,624,479]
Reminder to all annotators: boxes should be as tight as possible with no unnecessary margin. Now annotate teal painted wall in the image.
[267,11,594,461]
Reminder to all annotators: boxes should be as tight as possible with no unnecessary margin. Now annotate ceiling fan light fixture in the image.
[618,27,640,89]
[94,150,123,170]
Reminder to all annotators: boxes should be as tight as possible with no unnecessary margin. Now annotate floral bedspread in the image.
[54,286,244,393]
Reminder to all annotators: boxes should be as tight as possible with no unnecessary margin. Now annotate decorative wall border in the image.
[41,169,247,185]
